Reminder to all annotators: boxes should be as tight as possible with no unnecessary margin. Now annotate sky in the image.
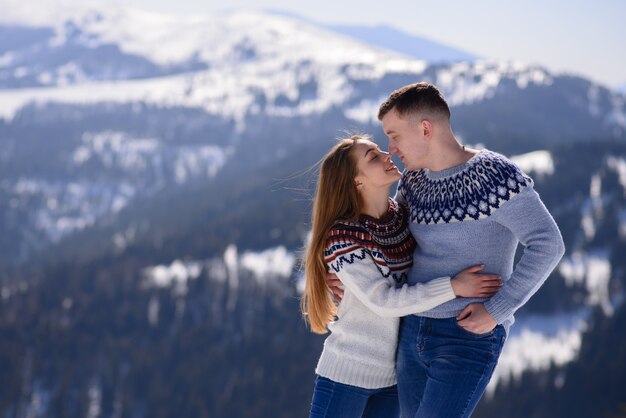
[118,0,626,89]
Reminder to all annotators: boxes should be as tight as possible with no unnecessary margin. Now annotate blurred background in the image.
[0,0,625,417]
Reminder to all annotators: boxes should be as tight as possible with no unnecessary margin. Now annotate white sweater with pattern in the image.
[314,199,456,389]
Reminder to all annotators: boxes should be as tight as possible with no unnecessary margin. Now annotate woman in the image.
[302,135,502,418]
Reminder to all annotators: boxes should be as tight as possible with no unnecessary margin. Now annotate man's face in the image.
[381,109,428,171]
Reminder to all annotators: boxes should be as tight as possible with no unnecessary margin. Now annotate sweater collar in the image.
[423,148,487,180]
[359,198,398,228]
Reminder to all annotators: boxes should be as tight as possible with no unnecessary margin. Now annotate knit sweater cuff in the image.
[483,295,515,325]
[425,276,456,304]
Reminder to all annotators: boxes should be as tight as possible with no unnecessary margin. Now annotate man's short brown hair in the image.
[377,82,450,121]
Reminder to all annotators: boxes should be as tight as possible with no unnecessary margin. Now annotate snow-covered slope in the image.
[3,1,623,133]
[0,4,429,124]
[1,0,401,67]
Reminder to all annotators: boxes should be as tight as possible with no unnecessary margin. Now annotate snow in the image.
[11,178,136,242]
[584,251,613,315]
[224,245,239,290]
[437,62,498,105]
[0,57,557,126]
[488,310,588,394]
[73,131,230,181]
[579,174,604,242]
[92,9,209,65]
[0,4,567,129]
[0,76,194,121]
[147,295,159,326]
[436,60,553,106]
[220,244,298,287]
[142,245,297,294]
[74,131,159,167]
[606,94,626,129]
[0,51,14,67]
[176,145,231,181]
[2,0,620,141]
[86,380,102,418]
[0,0,108,27]
[240,246,296,284]
[559,249,613,315]
[344,97,387,124]
[0,62,344,126]
[142,260,203,296]
[590,172,602,198]
[607,156,626,195]
[587,84,601,117]
[0,2,410,73]
[576,155,626,246]
[511,150,554,177]
[207,259,228,284]
[515,68,551,89]
[223,244,240,312]
[23,381,51,418]
[112,226,136,251]
[181,245,298,311]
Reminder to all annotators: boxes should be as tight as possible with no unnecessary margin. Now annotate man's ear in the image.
[421,119,433,138]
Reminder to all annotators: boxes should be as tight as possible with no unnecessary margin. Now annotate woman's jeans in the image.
[309,375,400,418]
[396,315,506,418]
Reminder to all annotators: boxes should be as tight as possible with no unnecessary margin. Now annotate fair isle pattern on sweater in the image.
[398,150,533,225]
[324,199,416,285]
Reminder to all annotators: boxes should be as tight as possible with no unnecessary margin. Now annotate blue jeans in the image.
[309,375,400,418]
[396,316,506,418]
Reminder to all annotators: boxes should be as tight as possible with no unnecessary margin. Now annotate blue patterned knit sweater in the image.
[396,149,565,331]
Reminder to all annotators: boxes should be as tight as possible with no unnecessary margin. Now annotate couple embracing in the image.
[301,82,565,418]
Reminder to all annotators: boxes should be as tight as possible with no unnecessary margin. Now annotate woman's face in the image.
[352,139,401,191]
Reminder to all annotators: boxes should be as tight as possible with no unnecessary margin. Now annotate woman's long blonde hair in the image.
[301,135,367,334]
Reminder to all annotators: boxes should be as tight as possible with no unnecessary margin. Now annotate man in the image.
[328,82,565,417]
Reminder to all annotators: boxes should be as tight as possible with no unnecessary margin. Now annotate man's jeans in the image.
[396,316,506,418]
[309,375,400,418]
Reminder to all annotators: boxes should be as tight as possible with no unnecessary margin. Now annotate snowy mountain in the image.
[1,3,624,133]
[264,10,477,62]
[324,24,478,63]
